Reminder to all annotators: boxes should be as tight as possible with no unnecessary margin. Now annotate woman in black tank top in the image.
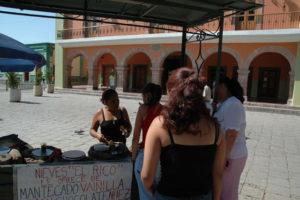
[141,68,226,200]
[90,89,132,144]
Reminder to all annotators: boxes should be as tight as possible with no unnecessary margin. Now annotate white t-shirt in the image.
[203,85,211,101]
[214,96,247,159]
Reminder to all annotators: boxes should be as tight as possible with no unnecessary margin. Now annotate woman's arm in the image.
[120,107,132,136]
[141,117,162,196]
[90,109,106,142]
[131,106,145,161]
[213,128,226,200]
[225,129,238,158]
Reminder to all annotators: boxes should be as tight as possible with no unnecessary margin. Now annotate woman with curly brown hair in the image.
[141,67,225,200]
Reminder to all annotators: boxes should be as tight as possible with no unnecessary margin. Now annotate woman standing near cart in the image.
[141,68,225,200]
[132,83,163,199]
[90,89,132,144]
[214,77,247,200]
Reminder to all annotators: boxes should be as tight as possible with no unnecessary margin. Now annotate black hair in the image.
[142,83,162,106]
[219,76,245,104]
[101,88,117,104]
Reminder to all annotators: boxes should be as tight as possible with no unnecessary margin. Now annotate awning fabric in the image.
[0,0,262,28]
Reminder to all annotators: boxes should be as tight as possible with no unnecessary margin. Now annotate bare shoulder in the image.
[138,104,148,114]
[150,116,167,135]
[150,115,170,145]
[92,108,103,122]
[152,115,164,126]
[95,109,102,116]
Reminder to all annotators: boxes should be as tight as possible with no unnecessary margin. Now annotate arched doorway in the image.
[247,52,290,103]
[126,52,151,92]
[202,52,239,89]
[161,52,192,93]
[70,55,88,87]
[97,53,117,89]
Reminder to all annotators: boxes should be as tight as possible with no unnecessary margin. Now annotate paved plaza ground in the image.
[0,89,300,200]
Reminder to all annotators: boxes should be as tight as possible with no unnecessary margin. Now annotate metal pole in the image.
[181,26,187,67]
[213,12,224,103]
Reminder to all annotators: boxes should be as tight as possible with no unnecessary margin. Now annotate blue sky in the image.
[0,6,56,44]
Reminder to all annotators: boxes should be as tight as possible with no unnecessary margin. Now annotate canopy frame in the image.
[0,0,262,102]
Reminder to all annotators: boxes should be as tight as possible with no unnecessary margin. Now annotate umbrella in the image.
[0,33,46,72]
[0,58,36,72]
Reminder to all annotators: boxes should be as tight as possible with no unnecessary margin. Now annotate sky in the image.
[0,6,56,44]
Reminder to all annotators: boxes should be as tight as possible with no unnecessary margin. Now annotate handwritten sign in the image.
[15,162,132,200]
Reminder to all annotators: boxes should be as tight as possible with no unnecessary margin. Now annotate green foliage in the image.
[45,67,52,84]
[35,68,43,86]
[6,72,19,89]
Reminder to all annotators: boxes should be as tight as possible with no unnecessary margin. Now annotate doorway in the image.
[257,67,280,102]
[102,64,114,87]
[235,0,258,30]
[132,64,147,92]
[161,55,188,93]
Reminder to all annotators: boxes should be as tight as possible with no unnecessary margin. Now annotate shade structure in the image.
[0,33,46,72]
[0,58,36,72]
[0,0,262,28]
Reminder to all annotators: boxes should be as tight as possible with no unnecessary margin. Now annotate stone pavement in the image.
[0,90,300,200]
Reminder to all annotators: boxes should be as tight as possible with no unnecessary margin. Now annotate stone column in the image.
[116,65,127,93]
[237,68,249,100]
[123,66,130,92]
[87,65,97,90]
[288,71,295,104]
[151,65,163,85]
[66,65,72,88]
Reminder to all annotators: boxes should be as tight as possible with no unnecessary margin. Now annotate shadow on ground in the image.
[19,101,40,104]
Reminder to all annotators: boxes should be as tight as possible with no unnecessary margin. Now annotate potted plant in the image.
[45,67,54,93]
[33,68,43,96]
[6,72,21,102]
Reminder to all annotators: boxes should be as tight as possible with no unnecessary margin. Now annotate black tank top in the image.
[100,109,126,143]
[157,124,219,197]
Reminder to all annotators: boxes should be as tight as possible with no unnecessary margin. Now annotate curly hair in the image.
[162,67,217,135]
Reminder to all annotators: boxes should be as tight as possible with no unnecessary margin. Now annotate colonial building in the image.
[55,0,300,105]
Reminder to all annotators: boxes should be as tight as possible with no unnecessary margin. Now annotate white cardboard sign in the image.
[15,162,132,200]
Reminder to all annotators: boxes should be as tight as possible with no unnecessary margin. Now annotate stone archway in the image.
[117,48,154,92]
[201,46,243,71]
[66,50,89,88]
[201,46,246,95]
[245,46,296,103]
[245,46,296,73]
[157,46,196,69]
[120,48,154,66]
[91,48,120,89]
[156,46,195,90]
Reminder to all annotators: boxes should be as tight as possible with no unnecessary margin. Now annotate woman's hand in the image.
[98,133,107,143]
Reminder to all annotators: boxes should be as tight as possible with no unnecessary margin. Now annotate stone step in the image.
[244,105,300,116]
[245,101,300,110]
[55,88,300,116]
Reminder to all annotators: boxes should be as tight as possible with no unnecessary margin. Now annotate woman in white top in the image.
[214,77,247,200]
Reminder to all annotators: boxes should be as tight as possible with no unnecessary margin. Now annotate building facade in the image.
[55,0,300,105]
